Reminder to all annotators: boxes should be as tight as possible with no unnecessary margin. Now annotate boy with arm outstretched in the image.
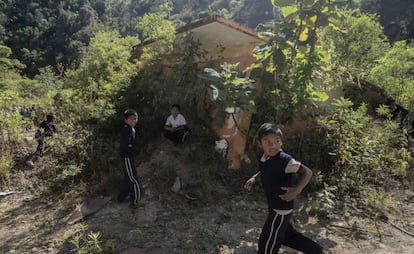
[245,123,323,254]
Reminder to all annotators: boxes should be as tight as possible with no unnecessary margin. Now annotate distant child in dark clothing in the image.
[118,109,141,209]
[244,123,323,254]
[163,104,190,144]
[35,114,57,155]
[386,97,409,128]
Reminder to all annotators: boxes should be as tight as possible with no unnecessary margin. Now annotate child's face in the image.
[170,107,179,117]
[125,115,138,127]
[259,133,282,157]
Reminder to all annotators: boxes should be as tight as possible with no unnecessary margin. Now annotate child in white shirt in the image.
[163,104,190,144]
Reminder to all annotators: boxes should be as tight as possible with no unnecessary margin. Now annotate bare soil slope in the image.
[1,140,414,254]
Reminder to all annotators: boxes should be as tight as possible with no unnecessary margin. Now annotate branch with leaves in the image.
[249,0,341,124]
[198,63,257,127]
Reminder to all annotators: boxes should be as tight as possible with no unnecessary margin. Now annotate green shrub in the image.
[0,153,14,185]
[307,183,337,217]
[366,189,392,218]
[318,97,411,194]
[71,223,103,254]
[0,91,24,147]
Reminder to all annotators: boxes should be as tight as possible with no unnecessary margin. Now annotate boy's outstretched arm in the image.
[279,164,312,202]
[244,171,261,191]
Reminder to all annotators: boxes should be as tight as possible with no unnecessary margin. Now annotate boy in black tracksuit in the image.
[35,114,57,155]
[245,123,323,254]
[386,97,409,128]
[118,109,141,209]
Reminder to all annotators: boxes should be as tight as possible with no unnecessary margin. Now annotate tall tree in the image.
[319,11,389,76]
[0,45,25,79]
[136,2,176,63]
[368,41,414,107]
[248,0,340,124]
[359,0,414,43]
[1,0,98,76]
[64,30,139,123]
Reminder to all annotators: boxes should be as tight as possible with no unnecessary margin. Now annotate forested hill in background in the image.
[0,0,413,77]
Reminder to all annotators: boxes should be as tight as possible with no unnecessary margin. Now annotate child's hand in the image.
[279,187,300,201]
[244,178,255,191]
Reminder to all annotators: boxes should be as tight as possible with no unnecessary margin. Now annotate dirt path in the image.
[1,172,414,254]
[1,138,414,253]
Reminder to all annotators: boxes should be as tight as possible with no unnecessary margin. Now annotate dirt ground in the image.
[1,140,414,254]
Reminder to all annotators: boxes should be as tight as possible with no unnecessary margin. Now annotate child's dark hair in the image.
[124,109,138,119]
[46,114,54,121]
[171,104,181,111]
[258,123,283,140]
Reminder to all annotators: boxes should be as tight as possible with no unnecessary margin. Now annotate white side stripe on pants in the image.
[124,158,141,203]
[264,213,285,254]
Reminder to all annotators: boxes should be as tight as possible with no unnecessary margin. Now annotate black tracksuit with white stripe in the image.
[118,124,141,205]
[257,151,322,254]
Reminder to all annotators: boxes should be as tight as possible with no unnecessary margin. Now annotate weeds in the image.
[196,224,215,240]
[366,189,392,219]
[71,223,103,254]
[0,153,14,185]
[307,183,337,217]
[365,189,393,239]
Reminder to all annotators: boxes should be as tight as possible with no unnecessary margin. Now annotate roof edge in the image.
[176,15,267,42]
[139,15,268,47]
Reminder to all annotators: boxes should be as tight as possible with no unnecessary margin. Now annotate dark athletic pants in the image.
[36,136,46,154]
[36,135,51,154]
[258,210,323,254]
[118,157,141,205]
[163,125,190,144]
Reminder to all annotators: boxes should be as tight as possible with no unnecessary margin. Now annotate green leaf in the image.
[198,73,219,83]
[302,0,315,6]
[272,0,293,8]
[281,6,298,17]
[258,31,276,39]
[298,27,309,42]
[328,23,347,33]
[260,71,275,85]
[273,48,287,72]
[252,45,272,56]
[297,45,308,54]
[317,13,329,26]
[256,23,273,33]
[311,90,329,102]
[249,67,263,82]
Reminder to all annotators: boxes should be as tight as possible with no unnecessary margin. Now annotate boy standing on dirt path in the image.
[244,123,324,254]
[35,114,57,155]
[26,113,57,167]
[118,109,141,209]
